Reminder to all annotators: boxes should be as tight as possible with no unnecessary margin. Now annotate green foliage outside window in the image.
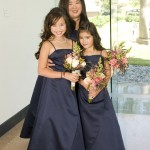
[89,15,110,27]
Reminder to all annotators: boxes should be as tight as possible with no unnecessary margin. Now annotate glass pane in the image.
[86,0,150,149]
[110,0,150,150]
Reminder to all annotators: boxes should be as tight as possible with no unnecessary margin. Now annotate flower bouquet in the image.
[64,42,86,90]
[84,57,106,103]
[107,41,131,75]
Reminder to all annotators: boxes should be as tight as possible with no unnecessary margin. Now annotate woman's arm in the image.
[47,59,55,68]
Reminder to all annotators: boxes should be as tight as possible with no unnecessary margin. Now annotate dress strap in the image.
[47,40,56,50]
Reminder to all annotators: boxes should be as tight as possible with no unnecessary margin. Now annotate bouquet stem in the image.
[71,82,75,90]
[88,98,93,103]
[71,70,81,91]
[87,84,93,103]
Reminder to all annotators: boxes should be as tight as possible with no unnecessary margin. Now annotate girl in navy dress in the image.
[27,7,85,150]
[77,22,125,150]
[20,0,89,138]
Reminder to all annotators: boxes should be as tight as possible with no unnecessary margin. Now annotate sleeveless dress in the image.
[78,55,125,150]
[26,42,85,150]
[20,31,78,138]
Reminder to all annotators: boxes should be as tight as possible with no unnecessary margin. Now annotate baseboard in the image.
[0,105,29,137]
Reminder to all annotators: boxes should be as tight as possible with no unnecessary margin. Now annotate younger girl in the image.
[26,7,85,150]
[78,22,125,150]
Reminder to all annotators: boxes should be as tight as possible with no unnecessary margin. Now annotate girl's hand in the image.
[47,59,55,68]
[63,72,79,82]
[88,88,102,99]
[78,79,89,89]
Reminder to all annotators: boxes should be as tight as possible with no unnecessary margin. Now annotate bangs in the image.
[51,16,61,25]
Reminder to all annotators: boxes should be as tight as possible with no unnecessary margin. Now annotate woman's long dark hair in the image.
[35,7,71,59]
[78,22,105,51]
[58,0,89,31]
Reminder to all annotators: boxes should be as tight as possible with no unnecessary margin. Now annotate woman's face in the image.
[68,0,82,20]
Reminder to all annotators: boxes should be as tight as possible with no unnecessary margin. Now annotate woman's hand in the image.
[63,72,79,82]
[47,59,55,68]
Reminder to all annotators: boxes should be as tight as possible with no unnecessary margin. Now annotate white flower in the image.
[84,77,91,85]
[72,59,79,68]
[72,70,81,76]
[81,62,86,67]
[66,57,73,64]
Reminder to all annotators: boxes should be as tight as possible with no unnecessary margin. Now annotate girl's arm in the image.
[78,78,89,90]
[102,49,111,86]
[38,41,79,82]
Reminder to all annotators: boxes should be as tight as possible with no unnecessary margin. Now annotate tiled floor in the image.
[0,120,29,150]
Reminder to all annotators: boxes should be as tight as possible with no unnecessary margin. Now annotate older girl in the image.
[20,0,89,139]
[26,7,85,150]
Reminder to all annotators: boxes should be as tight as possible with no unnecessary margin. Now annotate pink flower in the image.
[107,41,131,74]
[109,58,118,67]
[112,51,117,57]
[121,57,128,64]
[95,77,102,84]
[116,49,122,54]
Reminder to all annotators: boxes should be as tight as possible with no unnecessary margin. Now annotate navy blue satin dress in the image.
[20,31,78,138]
[78,55,125,150]
[27,49,85,150]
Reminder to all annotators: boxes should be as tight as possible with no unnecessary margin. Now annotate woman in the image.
[20,0,89,138]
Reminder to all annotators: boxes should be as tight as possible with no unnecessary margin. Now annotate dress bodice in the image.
[84,55,103,66]
[48,49,72,72]
[81,55,104,79]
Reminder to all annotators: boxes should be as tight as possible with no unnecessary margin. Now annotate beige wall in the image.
[0,0,57,124]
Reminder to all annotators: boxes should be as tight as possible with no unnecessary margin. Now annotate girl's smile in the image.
[51,17,67,38]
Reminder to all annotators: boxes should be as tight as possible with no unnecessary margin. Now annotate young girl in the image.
[20,0,89,139]
[77,22,125,150]
[26,7,85,150]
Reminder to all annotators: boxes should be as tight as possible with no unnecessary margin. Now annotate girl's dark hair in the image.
[35,7,70,59]
[58,0,89,31]
[78,22,105,51]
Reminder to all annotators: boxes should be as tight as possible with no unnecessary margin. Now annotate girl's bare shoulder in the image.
[101,49,108,58]
[40,40,55,55]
